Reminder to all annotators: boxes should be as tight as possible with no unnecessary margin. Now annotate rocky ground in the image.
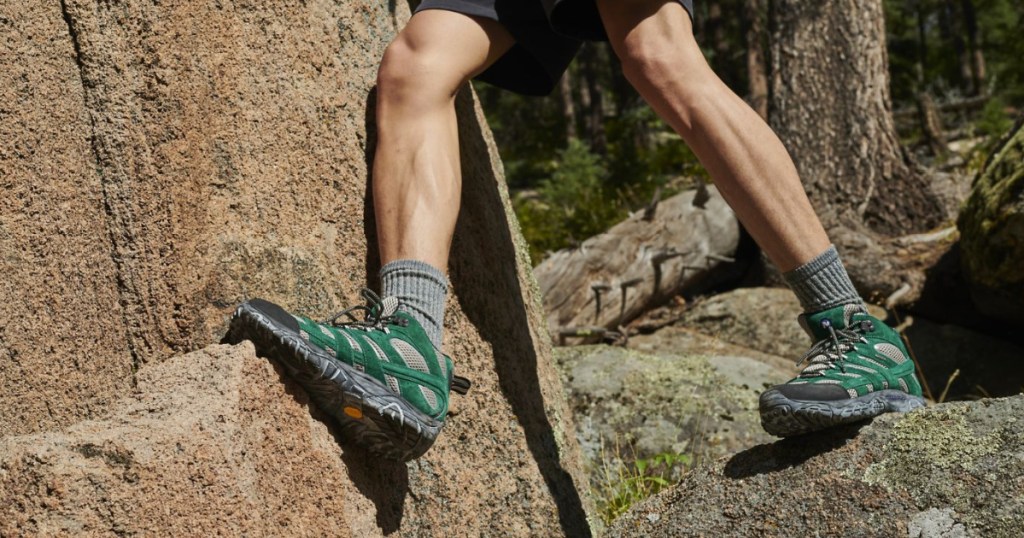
[642,287,1024,400]
[556,285,1024,536]
[554,342,782,479]
[609,395,1024,537]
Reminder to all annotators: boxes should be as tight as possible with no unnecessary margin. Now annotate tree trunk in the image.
[706,1,730,73]
[744,0,769,119]
[944,0,974,93]
[915,1,928,91]
[770,0,942,236]
[937,0,970,93]
[558,72,579,143]
[961,0,986,95]
[578,43,608,154]
[769,0,948,301]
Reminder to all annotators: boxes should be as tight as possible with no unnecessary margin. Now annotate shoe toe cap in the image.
[246,298,301,333]
[772,382,850,401]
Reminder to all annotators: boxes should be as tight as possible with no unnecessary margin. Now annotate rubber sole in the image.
[226,301,443,461]
[759,388,926,437]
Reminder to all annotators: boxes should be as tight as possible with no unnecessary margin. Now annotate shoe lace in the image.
[321,289,473,396]
[795,318,873,378]
[321,288,409,332]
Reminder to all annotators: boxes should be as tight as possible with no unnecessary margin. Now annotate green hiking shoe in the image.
[226,290,470,461]
[759,303,926,437]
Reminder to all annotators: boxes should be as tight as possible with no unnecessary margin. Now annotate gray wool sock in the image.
[380,259,448,350]
[783,245,863,313]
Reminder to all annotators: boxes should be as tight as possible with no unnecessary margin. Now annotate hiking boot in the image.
[226,290,470,461]
[759,303,926,437]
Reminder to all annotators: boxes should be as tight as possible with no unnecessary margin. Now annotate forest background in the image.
[475,0,1023,264]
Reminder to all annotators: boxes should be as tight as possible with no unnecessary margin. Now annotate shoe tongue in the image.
[371,296,400,319]
[798,303,868,341]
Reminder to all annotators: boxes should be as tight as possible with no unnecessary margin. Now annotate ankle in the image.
[380,259,448,350]
[783,245,863,314]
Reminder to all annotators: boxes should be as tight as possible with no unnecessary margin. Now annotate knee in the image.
[376,36,463,106]
[615,29,714,99]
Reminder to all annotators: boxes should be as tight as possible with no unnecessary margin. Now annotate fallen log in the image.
[535,185,740,339]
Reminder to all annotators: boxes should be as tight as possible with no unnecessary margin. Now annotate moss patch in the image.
[863,405,1002,498]
[959,118,1024,288]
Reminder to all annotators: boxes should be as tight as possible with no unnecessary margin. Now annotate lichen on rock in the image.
[862,405,1001,493]
[608,396,1024,537]
[553,341,782,487]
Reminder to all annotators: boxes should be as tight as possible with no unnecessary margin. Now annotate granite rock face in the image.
[0,1,591,535]
[1,343,586,536]
[2,344,369,536]
[609,396,1024,537]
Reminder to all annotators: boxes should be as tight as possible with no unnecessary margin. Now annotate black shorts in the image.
[414,0,695,96]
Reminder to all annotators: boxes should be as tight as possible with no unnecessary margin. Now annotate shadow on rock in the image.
[447,90,591,537]
[362,87,382,289]
[340,447,409,534]
[724,421,866,479]
[357,86,589,535]
[270,356,410,534]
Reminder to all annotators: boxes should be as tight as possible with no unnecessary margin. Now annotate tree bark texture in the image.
[534,186,740,336]
[769,0,945,237]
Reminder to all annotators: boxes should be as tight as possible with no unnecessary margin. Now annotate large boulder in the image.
[609,396,1024,537]
[0,1,591,535]
[0,343,578,535]
[626,324,794,390]
[676,287,811,360]
[553,341,787,482]
[958,117,1024,326]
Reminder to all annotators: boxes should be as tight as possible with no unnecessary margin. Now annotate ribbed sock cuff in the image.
[379,259,448,350]
[783,245,863,313]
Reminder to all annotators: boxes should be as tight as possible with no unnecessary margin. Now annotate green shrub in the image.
[595,450,692,525]
[515,139,623,263]
[965,98,1015,174]
[514,135,703,264]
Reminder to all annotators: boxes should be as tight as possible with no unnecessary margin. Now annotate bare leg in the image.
[374,10,515,270]
[595,1,926,439]
[596,0,830,272]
